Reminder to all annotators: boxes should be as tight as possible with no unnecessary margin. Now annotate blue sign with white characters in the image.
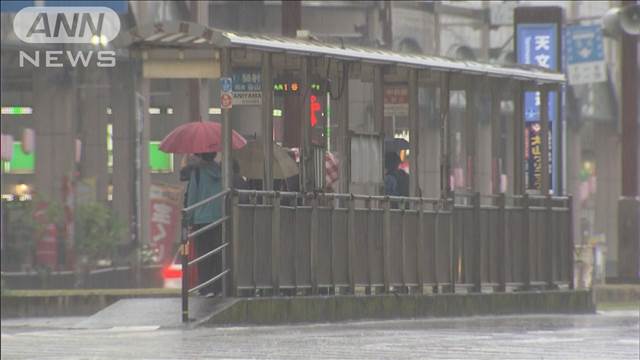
[517,22,560,192]
[565,25,606,85]
[220,77,232,93]
[231,69,261,92]
[517,23,558,123]
[566,25,604,65]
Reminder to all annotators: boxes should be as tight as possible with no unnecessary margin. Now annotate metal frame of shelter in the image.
[117,21,568,323]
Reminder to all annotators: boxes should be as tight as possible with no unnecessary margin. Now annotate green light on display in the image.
[1,106,33,115]
[2,142,35,174]
[149,141,173,173]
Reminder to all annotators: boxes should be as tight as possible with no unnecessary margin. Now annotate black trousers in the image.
[193,224,222,294]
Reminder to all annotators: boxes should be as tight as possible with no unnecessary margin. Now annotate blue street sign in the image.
[232,69,261,92]
[517,22,560,192]
[517,23,558,123]
[566,25,604,65]
[220,77,232,93]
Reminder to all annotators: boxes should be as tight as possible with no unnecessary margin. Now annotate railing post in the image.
[231,191,240,297]
[347,194,356,293]
[383,196,391,293]
[433,200,440,292]
[450,193,456,293]
[497,193,507,292]
[271,192,281,295]
[472,192,482,293]
[180,214,189,323]
[310,193,319,295]
[250,191,258,293]
[567,195,575,290]
[402,199,409,290]
[545,194,554,289]
[366,196,373,293]
[522,193,531,290]
[416,198,425,295]
[329,196,336,290]
[221,192,228,297]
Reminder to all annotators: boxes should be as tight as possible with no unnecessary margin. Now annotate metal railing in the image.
[179,188,574,322]
[229,190,574,296]
[181,188,231,323]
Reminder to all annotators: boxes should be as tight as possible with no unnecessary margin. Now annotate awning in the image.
[117,21,565,84]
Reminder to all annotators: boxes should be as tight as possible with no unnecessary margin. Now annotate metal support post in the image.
[567,195,575,289]
[271,192,281,294]
[522,193,531,289]
[231,192,240,296]
[409,69,420,196]
[347,195,356,292]
[540,86,550,195]
[310,194,319,294]
[513,83,525,194]
[262,53,274,191]
[497,193,507,292]
[300,57,312,192]
[472,192,482,292]
[416,199,425,294]
[449,192,456,293]
[440,73,451,199]
[221,48,232,189]
[545,194,554,289]
[383,196,391,292]
[181,216,189,323]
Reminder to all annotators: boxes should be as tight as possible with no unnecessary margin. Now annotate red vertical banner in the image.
[32,202,57,269]
[149,184,182,264]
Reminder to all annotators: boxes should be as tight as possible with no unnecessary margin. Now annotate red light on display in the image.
[310,95,321,127]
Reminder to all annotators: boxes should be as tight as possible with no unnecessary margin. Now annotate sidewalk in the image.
[593,284,640,303]
[1,288,180,318]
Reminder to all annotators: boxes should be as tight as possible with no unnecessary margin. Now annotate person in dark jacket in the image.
[181,152,223,296]
[385,152,400,196]
[385,152,409,197]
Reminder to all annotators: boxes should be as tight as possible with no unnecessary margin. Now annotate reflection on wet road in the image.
[2,310,638,359]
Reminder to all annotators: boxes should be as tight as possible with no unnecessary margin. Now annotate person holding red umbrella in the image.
[160,120,247,296]
[180,152,222,296]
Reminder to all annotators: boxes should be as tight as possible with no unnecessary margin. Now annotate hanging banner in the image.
[515,7,563,193]
[517,23,558,124]
[525,122,543,190]
[149,184,182,264]
[32,202,58,269]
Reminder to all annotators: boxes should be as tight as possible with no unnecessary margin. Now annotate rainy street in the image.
[2,310,638,359]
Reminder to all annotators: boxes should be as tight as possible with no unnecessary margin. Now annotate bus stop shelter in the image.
[116,21,570,322]
[118,20,564,199]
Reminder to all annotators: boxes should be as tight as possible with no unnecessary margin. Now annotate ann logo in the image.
[14,7,120,44]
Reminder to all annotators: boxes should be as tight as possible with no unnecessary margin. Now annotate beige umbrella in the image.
[233,141,299,179]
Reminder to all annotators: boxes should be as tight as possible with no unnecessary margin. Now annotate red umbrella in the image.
[159,121,247,154]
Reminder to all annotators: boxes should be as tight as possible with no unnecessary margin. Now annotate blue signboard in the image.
[517,23,558,123]
[231,69,261,92]
[566,25,604,65]
[565,25,606,85]
[517,22,559,192]
[220,77,232,93]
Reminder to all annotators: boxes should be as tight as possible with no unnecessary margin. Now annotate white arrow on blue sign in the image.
[220,77,232,93]
[566,25,607,85]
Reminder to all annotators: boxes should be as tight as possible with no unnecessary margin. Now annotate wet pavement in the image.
[2,310,638,359]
